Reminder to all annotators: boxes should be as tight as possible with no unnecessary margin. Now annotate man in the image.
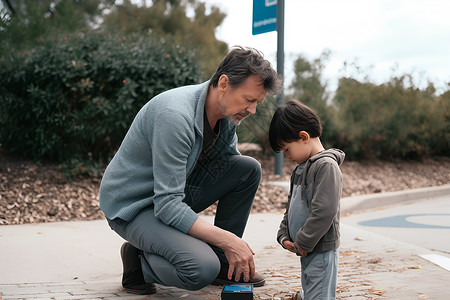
[99,46,281,294]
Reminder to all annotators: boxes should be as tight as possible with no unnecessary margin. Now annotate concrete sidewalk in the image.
[1,186,450,299]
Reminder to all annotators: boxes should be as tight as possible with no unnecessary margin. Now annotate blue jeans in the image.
[107,155,261,290]
[301,248,339,300]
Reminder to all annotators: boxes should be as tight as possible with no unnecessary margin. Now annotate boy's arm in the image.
[277,210,290,247]
[277,169,296,248]
[296,161,342,252]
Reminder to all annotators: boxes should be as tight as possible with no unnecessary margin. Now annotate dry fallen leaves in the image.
[1,149,450,225]
[395,265,422,272]
[268,271,301,279]
[368,257,382,264]
[369,286,386,296]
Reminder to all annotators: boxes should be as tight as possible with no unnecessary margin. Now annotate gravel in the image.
[1,145,449,225]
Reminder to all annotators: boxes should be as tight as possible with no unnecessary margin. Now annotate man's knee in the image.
[236,155,262,183]
[180,254,220,290]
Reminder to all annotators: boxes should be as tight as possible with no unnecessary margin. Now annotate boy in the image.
[268,99,345,300]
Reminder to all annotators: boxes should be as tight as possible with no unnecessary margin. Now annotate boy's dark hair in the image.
[210,46,282,95]
[269,99,322,152]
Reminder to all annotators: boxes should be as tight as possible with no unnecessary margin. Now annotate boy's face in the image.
[281,139,311,165]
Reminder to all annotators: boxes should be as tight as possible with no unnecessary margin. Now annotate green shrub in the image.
[333,76,449,159]
[0,31,201,175]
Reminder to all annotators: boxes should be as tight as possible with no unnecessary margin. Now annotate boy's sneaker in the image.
[120,242,156,295]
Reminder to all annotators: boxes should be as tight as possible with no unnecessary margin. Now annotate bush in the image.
[333,76,449,160]
[0,31,201,175]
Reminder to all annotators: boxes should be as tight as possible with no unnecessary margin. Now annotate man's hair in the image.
[209,46,282,95]
[269,99,322,152]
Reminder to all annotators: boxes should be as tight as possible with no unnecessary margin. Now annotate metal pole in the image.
[274,0,285,176]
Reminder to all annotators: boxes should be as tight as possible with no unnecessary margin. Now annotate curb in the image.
[340,184,450,214]
[268,182,450,214]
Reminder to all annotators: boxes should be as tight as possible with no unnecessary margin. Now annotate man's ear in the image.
[298,131,310,143]
[218,75,229,95]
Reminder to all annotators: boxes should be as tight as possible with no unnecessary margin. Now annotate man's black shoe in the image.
[211,264,265,287]
[120,242,156,295]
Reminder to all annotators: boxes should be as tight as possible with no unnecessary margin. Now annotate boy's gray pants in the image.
[107,155,261,290]
[301,248,339,300]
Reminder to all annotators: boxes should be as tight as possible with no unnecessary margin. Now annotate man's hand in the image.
[222,235,255,282]
[187,217,255,282]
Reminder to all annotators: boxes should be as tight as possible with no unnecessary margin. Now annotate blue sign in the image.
[252,0,277,35]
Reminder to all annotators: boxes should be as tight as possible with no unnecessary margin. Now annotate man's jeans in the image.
[107,155,261,290]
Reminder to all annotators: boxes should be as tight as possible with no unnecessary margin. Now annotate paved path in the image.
[1,186,450,299]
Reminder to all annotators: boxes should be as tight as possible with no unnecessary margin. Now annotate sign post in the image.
[274,0,284,176]
[252,0,285,176]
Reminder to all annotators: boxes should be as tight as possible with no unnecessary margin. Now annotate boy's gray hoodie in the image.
[277,148,345,253]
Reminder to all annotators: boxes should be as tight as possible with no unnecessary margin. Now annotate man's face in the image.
[218,75,267,125]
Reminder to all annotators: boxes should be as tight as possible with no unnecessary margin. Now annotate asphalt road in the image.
[342,195,450,256]
[343,195,450,271]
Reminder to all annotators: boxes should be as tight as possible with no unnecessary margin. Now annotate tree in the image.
[102,0,228,79]
[288,50,338,148]
[0,0,114,56]
[289,50,330,109]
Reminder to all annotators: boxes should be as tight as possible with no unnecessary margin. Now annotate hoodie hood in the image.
[308,148,345,166]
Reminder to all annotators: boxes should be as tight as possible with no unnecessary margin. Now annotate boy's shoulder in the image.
[309,148,345,168]
[309,157,342,175]
[314,156,340,166]
[307,149,345,180]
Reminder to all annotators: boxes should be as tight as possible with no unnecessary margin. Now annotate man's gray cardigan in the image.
[99,81,239,233]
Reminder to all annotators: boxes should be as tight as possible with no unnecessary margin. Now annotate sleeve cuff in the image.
[176,210,199,234]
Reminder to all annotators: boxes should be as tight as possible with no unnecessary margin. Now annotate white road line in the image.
[419,254,450,271]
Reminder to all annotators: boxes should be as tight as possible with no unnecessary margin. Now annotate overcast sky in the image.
[205,0,450,94]
[2,0,447,93]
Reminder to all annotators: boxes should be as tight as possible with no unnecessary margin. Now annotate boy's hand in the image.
[282,240,296,253]
[294,243,308,257]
